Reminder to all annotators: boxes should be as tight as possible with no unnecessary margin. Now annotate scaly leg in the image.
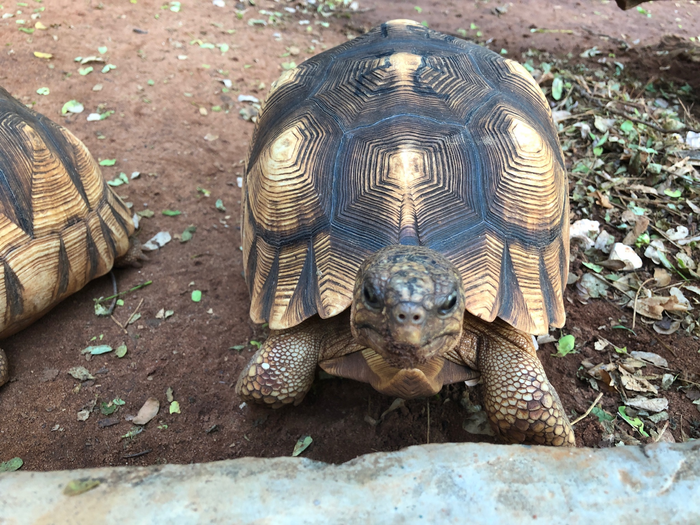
[114,237,148,268]
[0,347,8,387]
[474,318,575,446]
[235,313,356,408]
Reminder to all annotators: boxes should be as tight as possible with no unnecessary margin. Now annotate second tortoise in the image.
[0,86,142,387]
[236,20,574,446]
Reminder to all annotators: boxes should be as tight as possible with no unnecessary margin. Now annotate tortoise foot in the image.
[114,236,148,269]
[235,321,322,408]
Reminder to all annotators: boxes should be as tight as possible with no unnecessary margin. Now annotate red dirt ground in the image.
[0,0,699,470]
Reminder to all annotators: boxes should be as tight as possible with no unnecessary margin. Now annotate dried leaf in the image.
[629,351,668,367]
[68,366,95,381]
[653,268,672,287]
[625,396,668,413]
[132,397,160,425]
[619,367,658,394]
[631,295,686,320]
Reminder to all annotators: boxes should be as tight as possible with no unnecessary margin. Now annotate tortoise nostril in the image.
[394,305,425,325]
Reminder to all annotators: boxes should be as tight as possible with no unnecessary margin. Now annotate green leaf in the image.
[100,401,118,415]
[79,66,93,76]
[61,100,84,115]
[107,172,129,187]
[664,188,682,198]
[36,87,50,95]
[63,479,100,496]
[614,346,627,354]
[591,407,614,423]
[0,457,23,472]
[281,61,296,70]
[98,46,108,54]
[101,64,117,73]
[215,199,226,212]
[137,209,155,218]
[635,233,650,247]
[618,406,649,437]
[414,6,422,13]
[180,225,196,243]
[81,345,113,355]
[169,401,181,414]
[553,334,576,357]
[292,435,313,456]
[657,251,676,271]
[582,262,604,273]
[593,131,609,148]
[162,209,182,216]
[191,290,202,302]
[612,325,637,336]
[619,120,634,133]
[593,147,603,156]
[99,159,117,166]
[115,344,128,358]
[94,303,111,316]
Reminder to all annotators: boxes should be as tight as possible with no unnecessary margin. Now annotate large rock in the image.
[1,441,698,524]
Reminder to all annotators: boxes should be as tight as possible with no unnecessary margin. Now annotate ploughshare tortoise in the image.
[236,20,575,446]
[0,87,140,387]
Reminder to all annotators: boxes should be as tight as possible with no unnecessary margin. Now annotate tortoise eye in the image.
[437,293,457,315]
[363,282,381,309]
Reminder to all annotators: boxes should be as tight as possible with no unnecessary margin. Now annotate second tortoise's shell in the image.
[243,20,569,336]
[0,86,135,339]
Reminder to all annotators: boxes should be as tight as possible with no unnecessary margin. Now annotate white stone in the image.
[0,443,698,523]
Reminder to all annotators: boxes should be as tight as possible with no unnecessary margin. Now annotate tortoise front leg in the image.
[236,319,323,408]
[0,347,8,387]
[235,313,356,408]
[473,318,575,446]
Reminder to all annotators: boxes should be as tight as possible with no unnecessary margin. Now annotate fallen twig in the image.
[571,392,604,426]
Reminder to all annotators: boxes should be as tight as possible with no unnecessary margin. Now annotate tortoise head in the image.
[351,245,465,369]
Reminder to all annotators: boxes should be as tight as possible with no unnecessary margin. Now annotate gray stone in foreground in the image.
[1,441,698,524]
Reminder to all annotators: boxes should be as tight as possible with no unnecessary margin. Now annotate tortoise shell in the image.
[0,87,135,338]
[243,19,569,336]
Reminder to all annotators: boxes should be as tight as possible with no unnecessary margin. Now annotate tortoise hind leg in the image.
[471,318,575,447]
[114,236,148,269]
[0,347,8,387]
[236,317,325,408]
